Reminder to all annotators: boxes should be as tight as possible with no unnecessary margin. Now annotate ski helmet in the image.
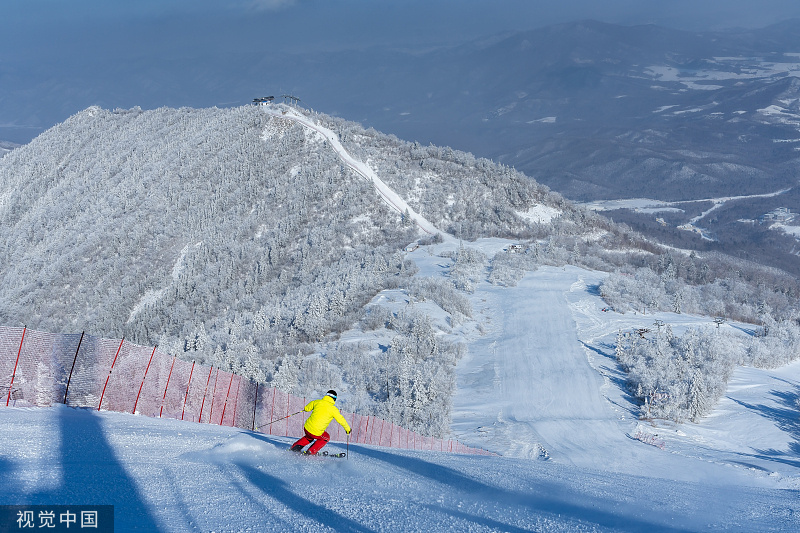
[326,390,337,401]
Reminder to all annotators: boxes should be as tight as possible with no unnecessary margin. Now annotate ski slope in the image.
[2,237,800,531]
[410,239,800,484]
[264,106,441,236]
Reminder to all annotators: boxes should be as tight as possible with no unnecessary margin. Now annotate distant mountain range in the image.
[4,20,799,196]
[293,19,800,202]
[2,19,799,274]
[0,141,19,158]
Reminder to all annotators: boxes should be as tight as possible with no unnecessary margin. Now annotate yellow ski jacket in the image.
[303,396,351,436]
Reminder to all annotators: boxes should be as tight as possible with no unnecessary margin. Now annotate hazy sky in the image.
[2,0,800,142]
[5,0,800,55]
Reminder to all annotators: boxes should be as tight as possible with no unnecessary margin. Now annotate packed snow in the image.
[515,204,561,225]
[2,239,799,532]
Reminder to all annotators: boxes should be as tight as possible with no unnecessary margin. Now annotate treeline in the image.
[616,319,800,422]
[598,246,800,423]
[599,250,800,323]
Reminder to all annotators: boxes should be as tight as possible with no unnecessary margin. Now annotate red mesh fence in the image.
[0,326,494,456]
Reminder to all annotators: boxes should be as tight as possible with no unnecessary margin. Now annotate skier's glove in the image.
[346,429,351,434]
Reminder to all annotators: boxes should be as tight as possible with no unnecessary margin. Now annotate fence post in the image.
[251,382,259,431]
[230,376,242,427]
[219,372,235,426]
[207,369,220,424]
[360,416,369,445]
[197,366,214,423]
[98,338,125,411]
[133,345,157,414]
[6,326,26,407]
[269,387,276,435]
[181,361,196,421]
[62,331,84,405]
[159,355,176,418]
[285,391,290,436]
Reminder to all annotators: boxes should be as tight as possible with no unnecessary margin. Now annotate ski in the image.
[289,448,346,458]
[320,451,346,458]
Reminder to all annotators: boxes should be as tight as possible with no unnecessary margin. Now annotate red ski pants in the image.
[292,428,330,455]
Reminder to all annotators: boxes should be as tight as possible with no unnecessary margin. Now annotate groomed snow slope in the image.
[1,405,798,532]
[404,239,800,482]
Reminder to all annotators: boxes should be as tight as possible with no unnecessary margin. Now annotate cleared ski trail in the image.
[502,271,621,466]
[452,265,637,467]
[442,247,800,484]
[264,106,441,236]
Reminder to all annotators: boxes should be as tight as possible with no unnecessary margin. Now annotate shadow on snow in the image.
[355,445,695,532]
[30,407,161,531]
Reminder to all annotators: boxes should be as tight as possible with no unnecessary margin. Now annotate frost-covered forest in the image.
[614,318,800,423]
[599,251,800,422]
[0,104,798,435]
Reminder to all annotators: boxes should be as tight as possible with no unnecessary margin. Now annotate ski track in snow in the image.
[263,106,441,236]
[2,403,799,532]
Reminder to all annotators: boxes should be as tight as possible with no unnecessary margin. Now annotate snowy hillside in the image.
[0,103,565,350]
[0,103,634,437]
[3,403,796,533]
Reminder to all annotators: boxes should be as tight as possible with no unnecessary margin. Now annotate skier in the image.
[290,390,351,455]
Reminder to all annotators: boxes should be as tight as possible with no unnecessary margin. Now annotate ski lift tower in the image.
[282,94,301,107]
